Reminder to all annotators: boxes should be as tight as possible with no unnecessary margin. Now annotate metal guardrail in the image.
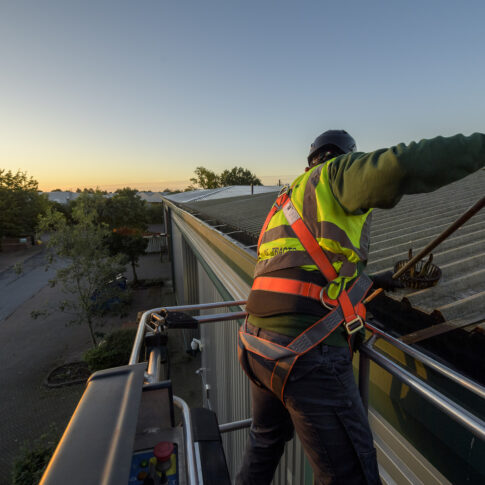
[129,301,247,367]
[363,323,485,400]
[173,396,198,485]
[129,300,248,485]
[359,323,485,442]
[130,301,485,484]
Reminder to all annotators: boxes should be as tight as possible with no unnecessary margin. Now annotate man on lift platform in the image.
[237,129,485,485]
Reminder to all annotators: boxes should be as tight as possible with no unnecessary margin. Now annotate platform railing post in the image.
[359,350,370,413]
[359,334,376,413]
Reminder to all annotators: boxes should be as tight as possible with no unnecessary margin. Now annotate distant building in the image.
[44,191,80,204]
[136,192,167,204]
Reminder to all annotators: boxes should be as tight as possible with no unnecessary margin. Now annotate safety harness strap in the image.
[282,201,338,281]
[243,192,373,402]
[239,331,296,361]
[257,190,289,249]
[252,276,330,303]
[286,274,371,354]
[281,200,364,326]
[271,354,299,401]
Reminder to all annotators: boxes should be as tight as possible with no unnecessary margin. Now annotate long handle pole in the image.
[364,195,485,304]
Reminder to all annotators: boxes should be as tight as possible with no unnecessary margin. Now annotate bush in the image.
[83,328,137,372]
[11,434,56,485]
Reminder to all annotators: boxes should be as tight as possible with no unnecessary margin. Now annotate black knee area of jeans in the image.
[358,449,381,485]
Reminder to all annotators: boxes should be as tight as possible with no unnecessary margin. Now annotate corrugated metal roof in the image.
[137,191,165,203]
[184,191,280,242]
[165,188,221,203]
[165,185,280,204]
[365,170,485,323]
[176,171,485,326]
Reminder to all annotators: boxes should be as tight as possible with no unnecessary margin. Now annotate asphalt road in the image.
[0,249,58,322]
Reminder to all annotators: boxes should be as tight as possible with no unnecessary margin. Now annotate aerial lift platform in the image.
[40,300,485,485]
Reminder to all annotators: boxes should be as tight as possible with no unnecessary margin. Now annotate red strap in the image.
[281,199,363,324]
[337,291,359,322]
[290,218,338,282]
[355,302,366,320]
[252,276,338,306]
[257,192,289,249]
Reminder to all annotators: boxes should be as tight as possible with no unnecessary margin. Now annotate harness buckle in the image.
[344,316,364,335]
[278,184,290,197]
[273,185,291,211]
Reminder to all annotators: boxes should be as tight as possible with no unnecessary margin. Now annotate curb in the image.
[44,362,90,389]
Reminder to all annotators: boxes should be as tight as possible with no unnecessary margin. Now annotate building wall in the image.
[169,210,309,483]
[197,265,252,477]
[170,221,200,349]
[171,222,185,305]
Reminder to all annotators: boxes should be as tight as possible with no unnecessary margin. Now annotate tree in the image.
[102,189,149,284]
[190,167,221,189]
[146,203,164,224]
[189,166,263,189]
[70,191,108,223]
[75,187,108,194]
[0,169,48,246]
[220,166,262,186]
[103,188,148,229]
[107,228,148,284]
[37,200,127,347]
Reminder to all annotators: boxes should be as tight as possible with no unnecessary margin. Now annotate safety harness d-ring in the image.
[319,287,336,311]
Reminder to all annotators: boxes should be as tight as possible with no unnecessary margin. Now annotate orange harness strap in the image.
[252,276,337,307]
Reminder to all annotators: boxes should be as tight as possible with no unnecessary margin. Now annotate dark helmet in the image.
[307,130,356,163]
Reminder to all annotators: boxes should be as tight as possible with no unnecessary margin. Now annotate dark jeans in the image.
[236,323,381,485]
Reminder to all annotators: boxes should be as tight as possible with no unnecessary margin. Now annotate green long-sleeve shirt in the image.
[250,133,485,342]
[329,133,485,213]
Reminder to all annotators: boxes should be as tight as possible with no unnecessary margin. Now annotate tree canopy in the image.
[37,201,127,346]
[107,228,148,284]
[189,166,262,189]
[67,189,150,284]
[0,169,48,244]
[190,167,221,189]
[220,166,262,186]
[103,188,148,230]
[75,187,108,194]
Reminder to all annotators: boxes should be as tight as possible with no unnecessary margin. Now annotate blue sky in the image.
[1,0,484,190]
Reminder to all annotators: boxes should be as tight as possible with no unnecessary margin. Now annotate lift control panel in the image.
[129,443,178,484]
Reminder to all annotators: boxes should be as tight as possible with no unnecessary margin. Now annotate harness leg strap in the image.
[271,354,300,402]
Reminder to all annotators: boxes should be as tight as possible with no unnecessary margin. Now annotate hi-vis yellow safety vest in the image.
[254,158,373,299]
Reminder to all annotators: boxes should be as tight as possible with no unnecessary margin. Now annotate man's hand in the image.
[370,271,404,291]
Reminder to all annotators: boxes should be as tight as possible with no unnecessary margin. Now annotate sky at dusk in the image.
[1,0,485,191]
